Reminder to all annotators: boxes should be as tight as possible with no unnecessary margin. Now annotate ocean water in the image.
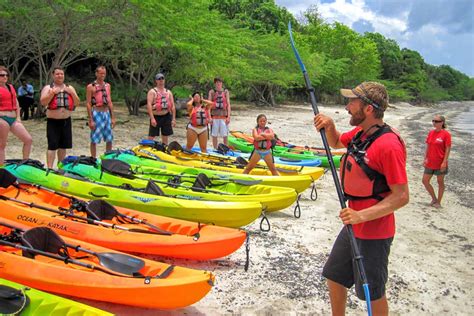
[452,105,474,135]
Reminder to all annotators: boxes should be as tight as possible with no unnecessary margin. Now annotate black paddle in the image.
[0,222,145,276]
[288,22,372,316]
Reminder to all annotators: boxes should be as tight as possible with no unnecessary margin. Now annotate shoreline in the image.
[4,101,474,315]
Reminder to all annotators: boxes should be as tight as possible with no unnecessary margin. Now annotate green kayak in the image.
[59,156,297,212]
[0,278,110,315]
[101,150,313,194]
[228,135,341,168]
[3,160,263,228]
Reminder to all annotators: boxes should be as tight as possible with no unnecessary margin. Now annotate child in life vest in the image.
[243,114,279,176]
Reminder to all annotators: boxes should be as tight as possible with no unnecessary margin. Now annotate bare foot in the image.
[430,200,438,206]
[433,202,442,209]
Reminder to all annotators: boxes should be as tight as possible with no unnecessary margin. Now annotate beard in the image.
[349,107,366,126]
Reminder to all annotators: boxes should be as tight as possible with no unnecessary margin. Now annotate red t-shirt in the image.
[424,129,451,169]
[340,127,407,239]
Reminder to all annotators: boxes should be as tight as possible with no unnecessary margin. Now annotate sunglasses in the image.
[156,77,164,80]
[0,74,8,77]
[432,120,443,123]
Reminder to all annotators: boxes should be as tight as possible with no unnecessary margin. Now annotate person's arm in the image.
[226,90,231,124]
[263,128,275,140]
[313,113,344,148]
[15,98,21,121]
[85,84,94,130]
[339,183,409,225]
[169,91,176,127]
[440,146,451,171]
[40,85,56,106]
[107,84,116,128]
[147,90,157,127]
[208,89,214,101]
[186,98,194,116]
[65,85,80,106]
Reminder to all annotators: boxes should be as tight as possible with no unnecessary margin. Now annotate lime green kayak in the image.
[3,160,263,228]
[102,150,314,194]
[59,156,297,212]
[0,278,110,315]
[228,135,341,168]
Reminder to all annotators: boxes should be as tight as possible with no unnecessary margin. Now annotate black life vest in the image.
[340,124,405,201]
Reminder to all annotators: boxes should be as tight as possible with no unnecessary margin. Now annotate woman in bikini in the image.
[243,114,279,176]
[0,66,32,165]
[186,92,213,153]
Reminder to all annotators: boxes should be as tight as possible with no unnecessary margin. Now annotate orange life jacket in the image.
[152,88,171,112]
[210,89,228,118]
[340,124,405,201]
[253,127,273,150]
[189,105,209,127]
[48,83,75,111]
[91,81,110,107]
[0,84,17,111]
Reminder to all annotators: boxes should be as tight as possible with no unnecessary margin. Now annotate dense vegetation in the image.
[1,0,473,114]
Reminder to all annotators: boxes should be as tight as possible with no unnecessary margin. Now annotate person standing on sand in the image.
[422,115,451,208]
[0,66,32,165]
[314,82,409,316]
[243,114,278,176]
[86,65,116,158]
[40,67,80,168]
[146,73,176,145]
[186,91,213,153]
[208,77,231,148]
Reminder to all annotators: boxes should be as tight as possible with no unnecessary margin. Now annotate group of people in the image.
[0,64,452,314]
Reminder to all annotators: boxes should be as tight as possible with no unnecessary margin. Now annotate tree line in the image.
[1,0,473,115]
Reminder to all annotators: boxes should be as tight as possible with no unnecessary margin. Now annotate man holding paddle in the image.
[314,82,409,315]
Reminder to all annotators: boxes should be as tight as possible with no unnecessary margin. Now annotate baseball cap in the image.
[340,82,389,111]
[155,73,165,80]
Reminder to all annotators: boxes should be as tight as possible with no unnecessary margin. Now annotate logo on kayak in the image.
[61,180,70,188]
[132,196,158,203]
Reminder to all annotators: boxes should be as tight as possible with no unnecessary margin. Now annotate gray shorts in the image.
[424,167,448,175]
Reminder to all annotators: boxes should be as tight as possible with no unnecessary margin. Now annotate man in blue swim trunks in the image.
[86,66,116,158]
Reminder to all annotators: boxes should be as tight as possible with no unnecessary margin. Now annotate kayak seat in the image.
[86,200,118,221]
[0,169,17,188]
[192,173,211,191]
[21,227,66,259]
[167,141,183,153]
[101,159,135,179]
[235,156,248,166]
[0,285,30,315]
[145,180,165,196]
[217,143,231,155]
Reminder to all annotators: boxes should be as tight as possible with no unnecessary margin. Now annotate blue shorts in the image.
[255,149,271,158]
[90,110,113,144]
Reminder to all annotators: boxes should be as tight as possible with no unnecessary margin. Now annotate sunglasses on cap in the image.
[352,83,381,109]
[432,120,443,123]
[156,77,164,80]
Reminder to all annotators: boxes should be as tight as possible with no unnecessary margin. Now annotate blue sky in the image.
[275,0,474,77]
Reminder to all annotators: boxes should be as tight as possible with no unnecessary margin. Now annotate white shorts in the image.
[187,123,208,135]
[211,119,229,137]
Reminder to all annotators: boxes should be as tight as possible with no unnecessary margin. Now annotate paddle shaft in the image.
[288,22,371,315]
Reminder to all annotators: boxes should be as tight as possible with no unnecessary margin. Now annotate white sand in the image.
[5,101,474,315]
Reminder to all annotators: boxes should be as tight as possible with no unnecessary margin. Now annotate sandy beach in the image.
[5,100,474,315]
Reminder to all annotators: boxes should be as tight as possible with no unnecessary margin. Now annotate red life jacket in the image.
[91,81,110,107]
[0,84,17,111]
[189,105,209,127]
[48,83,75,111]
[152,88,171,112]
[253,127,274,150]
[340,124,405,201]
[210,89,228,118]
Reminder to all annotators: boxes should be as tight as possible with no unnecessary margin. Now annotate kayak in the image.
[133,141,325,182]
[228,132,342,168]
[3,160,263,228]
[102,150,314,193]
[59,156,297,212]
[231,130,347,156]
[0,169,246,259]
[190,145,322,167]
[0,278,111,315]
[0,219,214,309]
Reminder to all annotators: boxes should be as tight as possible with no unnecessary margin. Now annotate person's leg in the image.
[327,279,348,316]
[46,150,56,168]
[263,153,279,176]
[57,148,67,164]
[197,131,208,153]
[422,172,437,204]
[105,141,112,152]
[212,136,218,149]
[435,174,446,207]
[186,128,198,150]
[243,152,261,174]
[0,120,10,165]
[90,143,97,158]
[161,135,169,145]
[370,295,389,316]
[223,136,228,146]
[10,122,32,160]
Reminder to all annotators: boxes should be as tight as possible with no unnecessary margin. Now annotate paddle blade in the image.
[97,252,145,276]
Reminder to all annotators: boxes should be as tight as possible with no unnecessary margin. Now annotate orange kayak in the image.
[0,219,214,309]
[0,182,246,260]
